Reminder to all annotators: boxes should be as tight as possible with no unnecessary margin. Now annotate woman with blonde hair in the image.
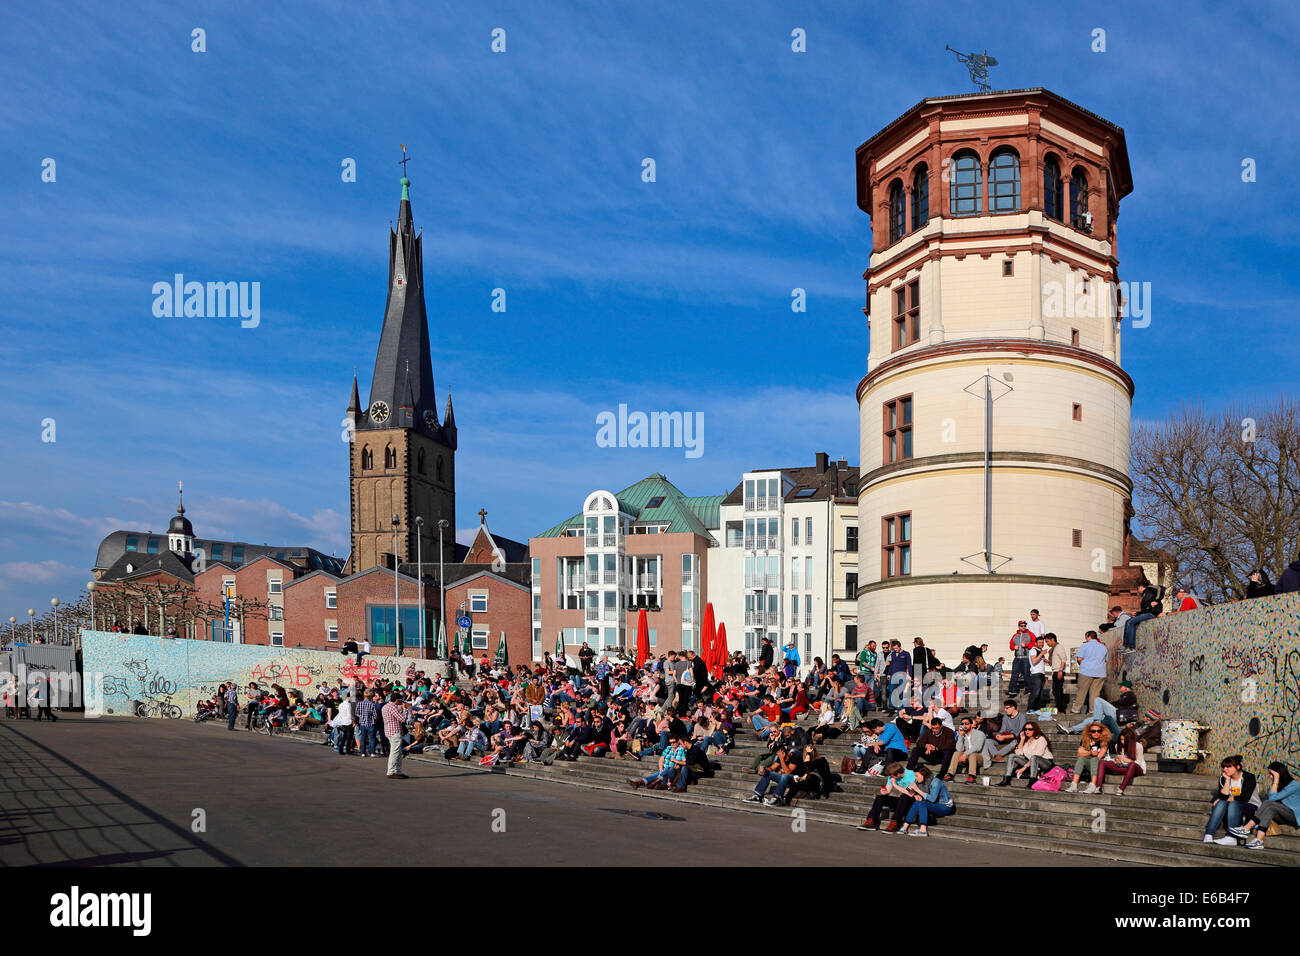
[1065,721,1111,793]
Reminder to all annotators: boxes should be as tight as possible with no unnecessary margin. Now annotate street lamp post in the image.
[392,513,401,657]
[87,581,97,633]
[27,609,34,642]
[415,515,425,659]
[438,519,448,661]
[50,597,60,644]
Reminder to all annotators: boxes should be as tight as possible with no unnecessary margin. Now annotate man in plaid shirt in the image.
[354,691,379,758]
[382,695,409,779]
[627,734,688,791]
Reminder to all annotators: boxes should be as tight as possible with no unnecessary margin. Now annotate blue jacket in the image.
[874,723,907,754]
[1263,779,1300,817]
[922,776,954,807]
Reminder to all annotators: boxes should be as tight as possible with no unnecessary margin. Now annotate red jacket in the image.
[1009,628,1037,652]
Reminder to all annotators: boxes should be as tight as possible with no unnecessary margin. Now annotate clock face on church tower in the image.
[423,410,437,430]
[369,401,390,424]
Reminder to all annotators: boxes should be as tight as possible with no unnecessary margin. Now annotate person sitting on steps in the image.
[898,765,955,836]
[1203,755,1260,845]
[1094,725,1146,796]
[1228,762,1300,850]
[1064,722,1110,792]
[997,720,1054,786]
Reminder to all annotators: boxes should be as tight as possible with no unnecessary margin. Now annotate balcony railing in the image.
[586,570,600,585]
[640,574,658,590]
[745,573,765,589]
[744,499,756,512]
[603,608,617,621]
[682,570,696,586]
[603,534,617,547]
[745,610,766,626]
[585,606,600,621]
[603,570,617,584]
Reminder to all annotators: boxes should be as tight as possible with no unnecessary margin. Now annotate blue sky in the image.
[2,0,1297,618]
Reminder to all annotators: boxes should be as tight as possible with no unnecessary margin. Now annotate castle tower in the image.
[853,89,1135,663]
[347,173,457,574]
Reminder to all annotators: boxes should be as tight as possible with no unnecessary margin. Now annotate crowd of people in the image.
[192,619,1296,854]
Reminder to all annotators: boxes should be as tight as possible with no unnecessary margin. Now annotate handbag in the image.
[840,756,855,774]
[1030,766,1069,791]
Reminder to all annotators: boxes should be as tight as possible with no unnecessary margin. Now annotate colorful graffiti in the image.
[82,632,434,719]
[1115,593,1300,777]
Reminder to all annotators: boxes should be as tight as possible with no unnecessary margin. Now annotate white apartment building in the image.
[709,453,859,672]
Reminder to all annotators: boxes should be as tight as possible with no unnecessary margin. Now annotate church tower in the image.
[347,171,457,575]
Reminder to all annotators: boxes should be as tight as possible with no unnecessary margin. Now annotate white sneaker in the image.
[1083,783,1099,794]
[1214,836,1238,846]
[1203,834,1215,843]
[1065,781,1078,793]
[1113,786,1125,796]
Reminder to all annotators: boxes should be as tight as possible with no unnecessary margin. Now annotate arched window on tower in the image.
[988,148,1021,213]
[384,444,397,469]
[888,179,905,243]
[417,448,426,474]
[910,165,929,229]
[1043,155,1063,221]
[436,456,444,482]
[361,445,374,470]
[950,151,982,216]
[1069,167,1090,230]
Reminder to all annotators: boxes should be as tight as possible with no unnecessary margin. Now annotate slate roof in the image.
[94,531,344,579]
[721,460,860,506]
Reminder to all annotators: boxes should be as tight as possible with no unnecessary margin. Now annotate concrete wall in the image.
[81,631,436,718]
[1120,593,1300,776]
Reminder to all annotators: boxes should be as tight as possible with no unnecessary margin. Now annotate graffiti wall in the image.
[1116,593,1300,776]
[81,631,437,719]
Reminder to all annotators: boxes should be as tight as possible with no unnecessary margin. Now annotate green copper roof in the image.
[535,475,722,538]
[400,176,410,200]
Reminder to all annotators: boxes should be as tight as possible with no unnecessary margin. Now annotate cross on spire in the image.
[478,508,488,523]
[398,144,411,176]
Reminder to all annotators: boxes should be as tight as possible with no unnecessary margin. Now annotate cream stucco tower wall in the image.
[854,89,1135,665]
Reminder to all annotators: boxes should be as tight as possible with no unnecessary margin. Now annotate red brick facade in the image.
[445,570,532,666]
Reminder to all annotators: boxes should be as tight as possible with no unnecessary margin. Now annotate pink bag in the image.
[1030,766,1068,791]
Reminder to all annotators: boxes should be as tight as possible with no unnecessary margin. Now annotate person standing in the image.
[329,694,354,754]
[759,637,774,673]
[1007,620,1037,696]
[1073,630,1108,715]
[354,690,379,757]
[382,693,409,779]
[1043,634,1070,713]
[578,641,595,674]
[30,676,56,722]
[225,682,239,731]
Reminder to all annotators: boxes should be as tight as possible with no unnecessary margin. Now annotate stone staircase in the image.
[252,714,1299,866]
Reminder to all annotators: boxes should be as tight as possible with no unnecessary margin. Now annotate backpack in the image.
[1030,766,1069,792]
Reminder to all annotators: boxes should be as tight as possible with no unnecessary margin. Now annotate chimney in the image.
[837,458,849,471]
[815,452,829,473]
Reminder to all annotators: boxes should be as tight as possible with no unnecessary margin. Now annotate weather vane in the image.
[946,45,998,92]
[398,143,411,175]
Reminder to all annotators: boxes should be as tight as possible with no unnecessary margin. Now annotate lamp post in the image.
[50,597,60,644]
[27,609,34,642]
[392,513,401,657]
[415,515,425,659]
[438,518,448,662]
[87,581,97,633]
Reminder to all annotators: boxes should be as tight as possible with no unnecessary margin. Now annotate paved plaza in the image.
[0,716,1093,867]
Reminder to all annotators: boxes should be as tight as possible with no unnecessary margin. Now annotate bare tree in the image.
[1131,398,1300,602]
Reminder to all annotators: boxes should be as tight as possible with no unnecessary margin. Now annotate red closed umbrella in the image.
[634,607,650,669]
[701,603,716,675]
[713,622,729,678]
